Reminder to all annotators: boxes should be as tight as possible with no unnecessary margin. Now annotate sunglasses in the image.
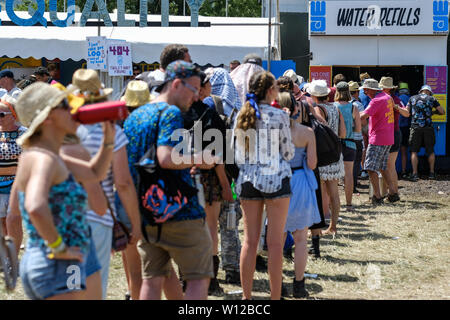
[181,80,199,96]
[0,111,12,118]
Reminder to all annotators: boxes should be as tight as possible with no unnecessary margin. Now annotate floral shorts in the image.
[200,171,223,205]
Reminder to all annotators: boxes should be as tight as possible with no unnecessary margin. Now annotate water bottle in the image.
[225,202,236,230]
[194,173,206,208]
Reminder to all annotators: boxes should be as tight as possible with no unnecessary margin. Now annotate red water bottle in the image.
[72,101,128,124]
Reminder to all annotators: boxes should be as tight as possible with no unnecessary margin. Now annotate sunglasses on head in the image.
[0,111,12,118]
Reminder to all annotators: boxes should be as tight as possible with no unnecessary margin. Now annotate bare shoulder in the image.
[60,144,92,161]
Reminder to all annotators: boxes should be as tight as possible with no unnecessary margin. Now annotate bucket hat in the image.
[71,69,113,102]
[348,81,359,92]
[307,80,331,97]
[379,77,398,89]
[419,85,433,95]
[120,80,151,107]
[15,82,68,146]
[283,69,304,85]
[398,82,409,90]
[359,79,382,91]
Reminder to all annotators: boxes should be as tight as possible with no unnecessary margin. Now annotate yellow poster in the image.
[0,58,41,70]
[432,94,447,123]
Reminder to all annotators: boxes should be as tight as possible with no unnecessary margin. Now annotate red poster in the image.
[309,66,332,87]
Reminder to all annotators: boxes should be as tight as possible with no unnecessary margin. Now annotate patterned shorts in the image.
[364,144,391,172]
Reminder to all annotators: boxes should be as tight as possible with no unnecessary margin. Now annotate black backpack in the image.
[301,101,342,167]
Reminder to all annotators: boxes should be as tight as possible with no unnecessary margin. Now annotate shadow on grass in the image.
[343,232,392,241]
[282,270,358,283]
[319,239,351,247]
[321,254,393,266]
[337,227,371,233]
[403,200,447,210]
[338,221,370,228]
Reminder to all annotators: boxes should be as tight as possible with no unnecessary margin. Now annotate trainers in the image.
[428,172,436,180]
[387,193,400,203]
[371,196,384,205]
[410,174,419,182]
[401,172,410,180]
[225,270,241,285]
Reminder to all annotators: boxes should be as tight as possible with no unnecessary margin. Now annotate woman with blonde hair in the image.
[234,71,294,300]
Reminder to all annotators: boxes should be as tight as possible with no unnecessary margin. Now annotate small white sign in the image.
[107,40,132,76]
[86,37,107,71]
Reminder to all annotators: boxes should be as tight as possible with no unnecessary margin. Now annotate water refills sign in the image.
[309,0,449,36]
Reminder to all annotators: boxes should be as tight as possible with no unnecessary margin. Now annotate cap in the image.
[0,70,14,79]
[155,60,201,93]
[34,66,50,76]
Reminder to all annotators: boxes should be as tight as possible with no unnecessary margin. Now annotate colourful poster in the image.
[432,94,447,123]
[0,57,41,70]
[425,66,447,94]
[309,66,332,88]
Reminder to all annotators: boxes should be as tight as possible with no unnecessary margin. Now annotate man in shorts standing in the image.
[124,61,216,300]
[359,79,397,204]
[407,85,445,181]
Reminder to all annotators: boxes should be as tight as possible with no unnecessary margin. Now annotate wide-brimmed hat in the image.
[359,79,382,91]
[71,69,113,102]
[336,81,349,91]
[379,77,398,89]
[15,82,68,146]
[283,69,303,85]
[51,82,85,114]
[307,80,331,97]
[120,80,151,107]
[348,81,359,92]
[420,85,433,95]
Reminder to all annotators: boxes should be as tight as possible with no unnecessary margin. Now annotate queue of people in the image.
[0,44,445,301]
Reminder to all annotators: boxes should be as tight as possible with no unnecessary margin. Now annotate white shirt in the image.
[0,87,22,100]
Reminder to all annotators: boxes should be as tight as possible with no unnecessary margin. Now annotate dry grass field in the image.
[1,175,449,300]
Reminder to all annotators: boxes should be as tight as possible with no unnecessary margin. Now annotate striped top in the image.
[77,123,129,228]
[0,126,27,167]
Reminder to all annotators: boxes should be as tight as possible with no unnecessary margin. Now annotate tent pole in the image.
[268,0,272,72]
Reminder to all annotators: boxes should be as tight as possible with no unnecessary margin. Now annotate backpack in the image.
[301,101,342,167]
[135,107,198,242]
[211,95,240,180]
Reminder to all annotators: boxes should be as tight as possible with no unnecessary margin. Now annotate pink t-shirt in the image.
[364,91,394,146]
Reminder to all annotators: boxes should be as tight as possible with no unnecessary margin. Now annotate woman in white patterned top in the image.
[234,71,294,300]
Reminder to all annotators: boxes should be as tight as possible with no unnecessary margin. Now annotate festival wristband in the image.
[45,235,62,249]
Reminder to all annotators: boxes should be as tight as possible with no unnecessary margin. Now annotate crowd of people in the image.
[0,43,445,300]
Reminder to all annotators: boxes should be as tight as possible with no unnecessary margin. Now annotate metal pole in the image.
[226,0,228,17]
[268,0,272,72]
[184,0,186,16]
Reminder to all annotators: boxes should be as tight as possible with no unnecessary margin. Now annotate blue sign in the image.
[433,0,449,33]
[310,1,326,33]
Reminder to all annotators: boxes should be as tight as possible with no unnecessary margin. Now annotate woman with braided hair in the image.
[233,71,294,300]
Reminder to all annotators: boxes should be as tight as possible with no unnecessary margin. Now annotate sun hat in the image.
[283,69,303,85]
[348,81,359,92]
[379,77,398,89]
[51,82,85,114]
[155,60,201,93]
[398,82,409,91]
[307,80,331,97]
[15,82,68,146]
[71,69,113,102]
[359,79,382,91]
[120,80,151,107]
[336,81,349,91]
[419,85,433,95]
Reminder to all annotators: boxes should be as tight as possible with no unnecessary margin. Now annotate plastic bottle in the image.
[194,173,206,208]
[225,202,236,230]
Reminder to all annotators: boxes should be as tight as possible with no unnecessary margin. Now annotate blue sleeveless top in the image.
[290,147,306,169]
[335,102,356,150]
[19,174,90,254]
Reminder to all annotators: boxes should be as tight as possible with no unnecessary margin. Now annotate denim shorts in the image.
[85,236,101,277]
[20,246,87,300]
[0,193,9,218]
[239,177,291,201]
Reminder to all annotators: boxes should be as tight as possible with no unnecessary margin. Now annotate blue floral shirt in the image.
[407,93,440,128]
[123,102,205,222]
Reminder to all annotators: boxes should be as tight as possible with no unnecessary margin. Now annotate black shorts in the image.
[390,130,402,153]
[341,142,356,162]
[409,126,436,154]
[239,177,291,201]
[400,126,410,147]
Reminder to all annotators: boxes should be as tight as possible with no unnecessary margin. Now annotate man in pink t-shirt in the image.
[359,79,396,204]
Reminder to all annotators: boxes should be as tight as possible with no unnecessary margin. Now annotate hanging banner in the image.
[107,40,132,76]
[86,36,107,71]
[0,57,41,70]
[309,65,332,87]
[425,66,447,123]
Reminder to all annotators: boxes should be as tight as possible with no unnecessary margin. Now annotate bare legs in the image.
[322,180,340,235]
[205,202,222,256]
[343,161,354,206]
[292,228,308,281]
[381,151,399,197]
[121,244,142,300]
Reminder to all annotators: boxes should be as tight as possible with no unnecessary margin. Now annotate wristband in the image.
[45,235,62,249]
[51,241,67,255]
[103,142,114,149]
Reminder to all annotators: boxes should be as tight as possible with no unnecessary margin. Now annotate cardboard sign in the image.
[309,65,332,87]
[107,41,132,76]
[86,37,107,71]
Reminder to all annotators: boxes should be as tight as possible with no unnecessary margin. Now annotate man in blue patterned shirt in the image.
[124,60,216,300]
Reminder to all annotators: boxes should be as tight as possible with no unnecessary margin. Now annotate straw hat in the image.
[283,69,303,85]
[307,80,331,97]
[71,69,113,102]
[15,82,68,146]
[348,81,359,92]
[120,80,151,107]
[359,79,382,91]
[379,77,398,89]
[51,82,85,114]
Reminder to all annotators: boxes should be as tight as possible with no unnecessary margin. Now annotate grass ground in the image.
[1,175,449,300]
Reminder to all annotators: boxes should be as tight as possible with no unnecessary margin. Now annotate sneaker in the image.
[371,195,384,205]
[401,172,410,180]
[428,172,436,180]
[387,193,400,203]
[225,270,241,285]
[410,174,419,182]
